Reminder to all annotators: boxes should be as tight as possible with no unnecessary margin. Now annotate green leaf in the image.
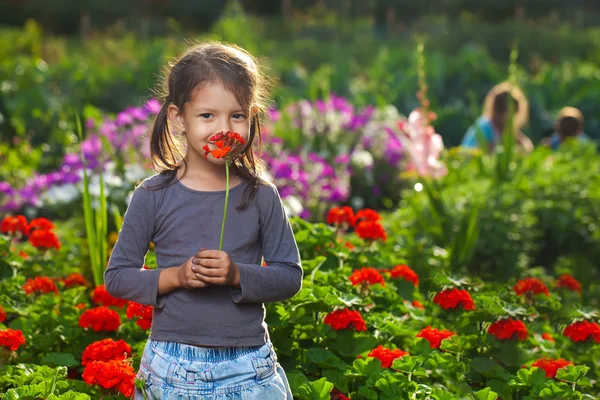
[41,353,80,368]
[298,378,334,400]
[473,387,498,400]
[555,365,590,383]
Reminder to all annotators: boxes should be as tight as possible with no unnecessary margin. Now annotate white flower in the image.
[282,195,304,217]
[41,184,79,205]
[351,150,374,168]
[125,164,150,183]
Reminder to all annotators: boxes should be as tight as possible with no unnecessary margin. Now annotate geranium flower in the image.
[563,321,600,343]
[327,206,355,227]
[23,277,58,295]
[28,230,61,250]
[514,277,549,297]
[79,307,121,332]
[367,345,409,368]
[63,273,90,288]
[488,318,528,341]
[417,326,456,349]
[541,332,555,342]
[0,328,26,351]
[0,306,6,323]
[324,308,367,332]
[349,267,385,287]
[82,360,135,398]
[433,288,475,311]
[28,217,55,233]
[354,209,382,223]
[555,274,582,294]
[1,215,29,236]
[202,131,246,160]
[92,284,127,308]
[82,338,132,366]
[355,220,387,242]
[390,264,419,286]
[530,358,573,378]
[126,301,153,330]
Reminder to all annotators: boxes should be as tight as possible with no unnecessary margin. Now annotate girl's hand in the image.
[192,249,241,287]
[176,257,210,289]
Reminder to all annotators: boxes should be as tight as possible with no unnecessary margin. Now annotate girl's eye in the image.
[232,114,246,120]
[199,113,213,119]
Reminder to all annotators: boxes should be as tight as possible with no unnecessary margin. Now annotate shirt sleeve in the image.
[229,184,303,304]
[104,183,166,308]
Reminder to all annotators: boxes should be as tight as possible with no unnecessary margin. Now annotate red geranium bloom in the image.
[126,301,153,330]
[324,308,367,332]
[331,388,351,400]
[202,131,246,159]
[82,338,132,367]
[355,220,387,242]
[531,358,573,378]
[17,251,28,259]
[0,328,26,351]
[390,264,419,287]
[417,326,456,349]
[82,360,135,398]
[28,229,61,250]
[412,300,424,309]
[344,241,355,250]
[563,321,600,343]
[327,206,356,227]
[79,307,121,332]
[367,345,409,368]
[555,274,582,294]
[1,215,29,236]
[488,318,528,341]
[0,306,6,323]
[514,277,549,297]
[354,209,382,223]
[63,273,90,288]
[433,288,475,311]
[349,267,385,287]
[74,303,87,310]
[541,332,555,342]
[23,276,58,295]
[28,217,55,233]
[92,284,127,308]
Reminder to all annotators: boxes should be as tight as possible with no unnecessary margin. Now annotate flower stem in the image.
[219,161,230,251]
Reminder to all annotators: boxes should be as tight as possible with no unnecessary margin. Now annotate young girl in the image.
[105,42,302,399]
[541,106,590,150]
[461,81,534,153]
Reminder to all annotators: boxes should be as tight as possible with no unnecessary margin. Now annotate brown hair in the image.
[483,81,529,130]
[556,107,584,138]
[148,42,270,210]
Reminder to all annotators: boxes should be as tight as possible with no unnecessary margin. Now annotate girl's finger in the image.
[193,265,221,277]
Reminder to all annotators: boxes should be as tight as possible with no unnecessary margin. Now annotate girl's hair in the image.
[483,81,529,130]
[556,107,584,137]
[148,41,270,210]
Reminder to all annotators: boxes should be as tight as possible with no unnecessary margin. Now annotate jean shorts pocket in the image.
[166,361,215,392]
[251,352,276,382]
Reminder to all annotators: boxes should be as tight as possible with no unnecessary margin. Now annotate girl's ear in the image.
[167,104,186,133]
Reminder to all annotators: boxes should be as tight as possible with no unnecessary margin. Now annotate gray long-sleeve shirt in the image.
[104,173,303,347]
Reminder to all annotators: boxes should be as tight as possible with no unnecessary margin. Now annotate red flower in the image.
[354,209,382,223]
[17,251,28,259]
[23,276,58,295]
[0,306,6,323]
[82,338,132,367]
[126,301,153,330]
[349,267,385,287]
[1,215,29,236]
[63,273,90,289]
[82,360,135,398]
[412,300,424,309]
[331,388,351,400]
[541,332,555,342]
[202,131,246,159]
[367,345,409,368]
[390,264,419,286]
[344,241,355,250]
[563,321,600,343]
[555,274,582,294]
[324,309,367,332]
[79,307,121,332]
[433,288,475,311]
[92,284,127,308]
[74,303,87,310]
[355,220,387,242]
[0,328,26,351]
[28,217,55,233]
[488,318,528,341]
[531,358,573,378]
[514,277,549,297]
[327,206,356,227]
[28,230,60,250]
[417,326,456,349]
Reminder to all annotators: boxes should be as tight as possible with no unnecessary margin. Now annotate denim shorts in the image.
[134,339,293,399]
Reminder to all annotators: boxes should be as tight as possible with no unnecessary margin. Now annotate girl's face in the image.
[168,81,250,165]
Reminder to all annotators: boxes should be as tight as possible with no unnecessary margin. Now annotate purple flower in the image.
[144,99,162,114]
[267,107,281,122]
[116,111,134,127]
[0,181,14,196]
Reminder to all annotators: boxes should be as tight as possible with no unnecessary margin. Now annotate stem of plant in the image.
[218,160,230,251]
